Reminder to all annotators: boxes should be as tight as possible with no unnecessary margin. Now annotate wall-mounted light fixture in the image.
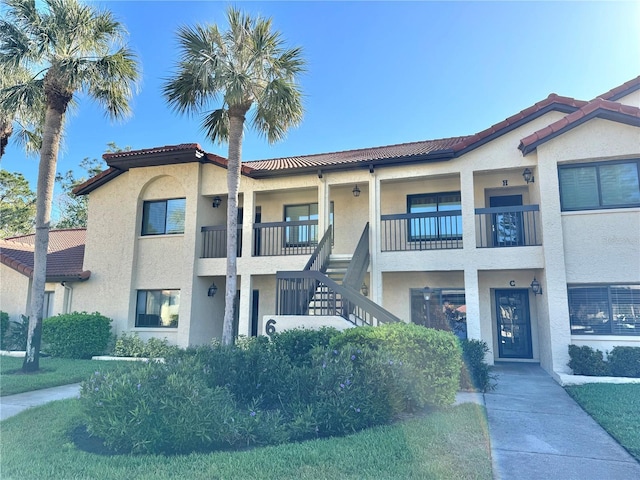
[523,168,535,184]
[352,185,361,197]
[212,196,222,208]
[361,282,369,297]
[207,282,218,297]
[530,277,543,295]
[422,285,432,301]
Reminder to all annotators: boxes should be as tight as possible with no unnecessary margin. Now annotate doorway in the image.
[495,289,532,359]
[490,194,524,247]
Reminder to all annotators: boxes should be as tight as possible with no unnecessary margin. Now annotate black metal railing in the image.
[380,211,463,251]
[253,220,319,256]
[201,225,242,258]
[276,270,401,326]
[342,223,370,291]
[475,205,541,248]
[303,225,333,273]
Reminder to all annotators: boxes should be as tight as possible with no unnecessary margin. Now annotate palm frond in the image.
[201,108,230,144]
[252,77,304,144]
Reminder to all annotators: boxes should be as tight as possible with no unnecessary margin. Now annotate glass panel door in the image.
[495,289,532,359]
[490,195,524,247]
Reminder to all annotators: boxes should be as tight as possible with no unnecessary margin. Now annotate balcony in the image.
[201,225,242,258]
[475,205,541,248]
[253,220,319,256]
[380,211,463,251]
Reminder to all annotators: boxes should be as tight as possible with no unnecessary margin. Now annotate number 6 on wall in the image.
[265,318,277,337]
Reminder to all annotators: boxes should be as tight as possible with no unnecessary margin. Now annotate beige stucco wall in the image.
[0,266,29,322]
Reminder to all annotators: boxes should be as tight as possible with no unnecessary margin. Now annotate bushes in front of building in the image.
[0,311,9,349]
[113,332,180,358]
[42,312,111,359]
[568,345,640,378]
[459,339,495,392]
[330,322,462,408]
[81,323,463,455]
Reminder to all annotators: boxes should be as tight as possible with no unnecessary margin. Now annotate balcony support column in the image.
[317,177,329,237]
[463,268,482,341]
[242,191,255,257]
[460,169,476,251]
[237,274,252,337]
[369,174,382,308]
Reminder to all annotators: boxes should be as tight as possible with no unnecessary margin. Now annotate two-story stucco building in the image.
[6,76,638,376]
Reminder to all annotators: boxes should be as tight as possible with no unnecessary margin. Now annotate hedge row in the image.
[81,323,463,455]
[568,345,640,378]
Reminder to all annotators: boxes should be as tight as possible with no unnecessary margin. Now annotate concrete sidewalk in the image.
[485,363,640,480]
[0,383,81,421]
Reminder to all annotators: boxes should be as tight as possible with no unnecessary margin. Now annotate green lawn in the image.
[0,355,126,396]
[0,399,492,480]
[566,383,640,461]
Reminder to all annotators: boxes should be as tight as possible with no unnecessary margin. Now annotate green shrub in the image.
[459,339,495,392]
[0,311,9,349]
[81,325,464,455]
[5,315,28,351]
[81,358,245,454]
[113,332,179,358]
[42,312,111,359]
[608,347,640,378]
[568,345,610,376]
[330,322,462,408]
[270,327,340,366]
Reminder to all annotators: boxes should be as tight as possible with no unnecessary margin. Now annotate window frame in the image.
[141,198,186,236]
[568,284,640,336]
[410,288,467,339]
[43,291,54,319]
[283,202,334,247]
[558,159,640,212]
[406,191,462,242]
[135,289,180,328]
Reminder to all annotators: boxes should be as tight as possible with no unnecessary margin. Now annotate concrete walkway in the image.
[0,383,80,421]
[485,363,640,480]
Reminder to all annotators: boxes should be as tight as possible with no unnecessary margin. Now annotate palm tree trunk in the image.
[23,106,64,372]
[222,109,246,346]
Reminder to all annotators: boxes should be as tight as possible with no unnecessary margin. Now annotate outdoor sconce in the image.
[530,277,543,296]
[207,282,218,297]
[522,168,535,184]
[352,184,361,197]
[361,282,369,297]
[422,285,432,301]
[212,196,222,208]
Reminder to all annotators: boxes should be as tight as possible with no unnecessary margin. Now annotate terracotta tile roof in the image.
[102,143,204,161]
[0,229,90,281]
[72,167,123,195]
[243,136,466,174]
[519,98,640,155]
[596,76,640,102]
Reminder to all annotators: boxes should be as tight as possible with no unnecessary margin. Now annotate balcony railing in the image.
[253,220,319,256]
[380,211,463,251]
[475,205,541,248]
[201,225,242,258]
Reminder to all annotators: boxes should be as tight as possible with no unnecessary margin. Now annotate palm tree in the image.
[0,0,139,372]
[163,7,305,345]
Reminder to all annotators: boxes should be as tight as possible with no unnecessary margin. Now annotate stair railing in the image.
[276,270,401,326]
[303,225,333,273]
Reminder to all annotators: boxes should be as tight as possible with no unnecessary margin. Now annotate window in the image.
[136,290,180,327]
[141,198,186,235]
[410,288,467,339]
[407,192,462,241]
[559,160,640,211]
[568,285,640,335]
[284,202,334,246]
[43,291,54,319]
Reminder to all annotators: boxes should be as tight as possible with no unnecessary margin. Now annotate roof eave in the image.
[519,110,640,155]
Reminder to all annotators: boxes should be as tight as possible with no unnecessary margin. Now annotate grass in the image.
[0,355,125,396]
[566,383,640,461]
[0,399,492,480]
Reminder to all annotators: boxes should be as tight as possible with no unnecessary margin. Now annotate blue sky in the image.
[2,1,639,192]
